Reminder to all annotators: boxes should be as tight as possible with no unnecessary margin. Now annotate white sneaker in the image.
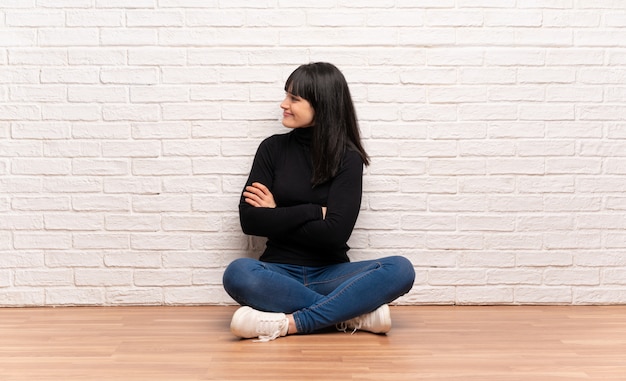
[230,306,289,342]
[337,304,392,334]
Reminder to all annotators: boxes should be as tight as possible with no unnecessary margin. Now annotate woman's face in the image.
[280,92,315,129]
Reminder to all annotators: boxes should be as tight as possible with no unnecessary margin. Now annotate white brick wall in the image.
[1,1,625,306]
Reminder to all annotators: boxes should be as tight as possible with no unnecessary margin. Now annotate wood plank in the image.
[0,306,625,380]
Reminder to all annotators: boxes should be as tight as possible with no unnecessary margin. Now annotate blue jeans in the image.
[222,256,415,333]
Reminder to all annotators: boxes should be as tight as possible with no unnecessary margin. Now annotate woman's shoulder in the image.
[260,131,291,145]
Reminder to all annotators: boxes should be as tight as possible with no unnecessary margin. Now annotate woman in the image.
[223,62,415,342]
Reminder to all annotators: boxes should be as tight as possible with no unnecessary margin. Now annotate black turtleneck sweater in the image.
[239,128,364,266]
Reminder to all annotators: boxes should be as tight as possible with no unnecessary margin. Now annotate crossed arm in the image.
[243,182,326,219]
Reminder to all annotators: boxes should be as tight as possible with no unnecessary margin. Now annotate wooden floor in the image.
[1,306,626,380]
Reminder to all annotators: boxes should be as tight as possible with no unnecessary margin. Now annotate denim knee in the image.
[385,255,416,293]
[222,258,258,298]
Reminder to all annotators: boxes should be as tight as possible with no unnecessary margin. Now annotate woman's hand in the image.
[243,182,276,208]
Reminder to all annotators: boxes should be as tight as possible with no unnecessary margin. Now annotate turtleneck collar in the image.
[292,127,313,146]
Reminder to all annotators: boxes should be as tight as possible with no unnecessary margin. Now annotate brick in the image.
[187,49,247,65]
[429,86,487,103]
[132,123,190,139]
[105,214,161,232]
[513,140,578,158]
[72,159,129,176]
[100,68,158,85]
[186,10,246,26]
[162,104,221,121]
[516,216,574,232]
[574,288,626,304]
[368,194,427,211]
[192,195,239,212]
[66,10,123,26]
[399,28,455,46]
[103,178,158,197]
[100,28,156,46]
[0,30,36,47]
[401,214,455,231]
[42,104,100,121]
[45,289,105,306]
[0,290,44,307]
[0,141,42,157]
[162,215,221,232]
[106,288,163,305]
[38,28,99,47]
[15,269,73,286]
[369,232,425,249]
[130,86,188,102]
[485,49,545,66]
[485,234,543,250]
[192,269,224,285]
[44,213,103,230]
[484,11,542,27]
[426,234,484,250]
[10,85,66,102]
[104,252,162,268]
[400,177,457,194]
[0,105,40,121]
[72,195,130,212]
[68,86,127,103]
[9,49,67,65]
[102,105,160,122]
[488,195,543,212]
[44,141,101,157]
[0,178,42,193]
[429,195,487,212]
[489,85,546,102]
[430,159,486,175]
[130,234,190,250]
[575,251,626,267]
[162,176,219,193]
[544,232,602,250]
[12,158,71,175]
[68,48,126,65]
[164,287,221,305]
[0,68,39,84]
[456,287,514,304]
[45,252,103,268]
[102,141,161,158]
[132,158,191,175]
[134,270,191,286]
[456,176,515,193]
[132,195,191,213]
[0,252,44,270]
[162,252,217,268]
[73,233,130,249]
[12,196,70,211]
[247,11,305,27]
[72,123,131,139]
[606,233,626,249]
[127,10,184,26]
[5,11,65,28]
[281,28,396,47]
[515,287,572,304]
[75,269,133,286]
[458,215,515,231]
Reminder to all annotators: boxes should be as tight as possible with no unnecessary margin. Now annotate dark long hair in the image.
[285,62,369,186]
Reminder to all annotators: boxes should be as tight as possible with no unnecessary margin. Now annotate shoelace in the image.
[254,318,288,343]
[336,318,362,335]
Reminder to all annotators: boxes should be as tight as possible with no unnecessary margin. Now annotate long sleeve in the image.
[238,129,363,266]
[283,150,363,248]
[238,134,322,238]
